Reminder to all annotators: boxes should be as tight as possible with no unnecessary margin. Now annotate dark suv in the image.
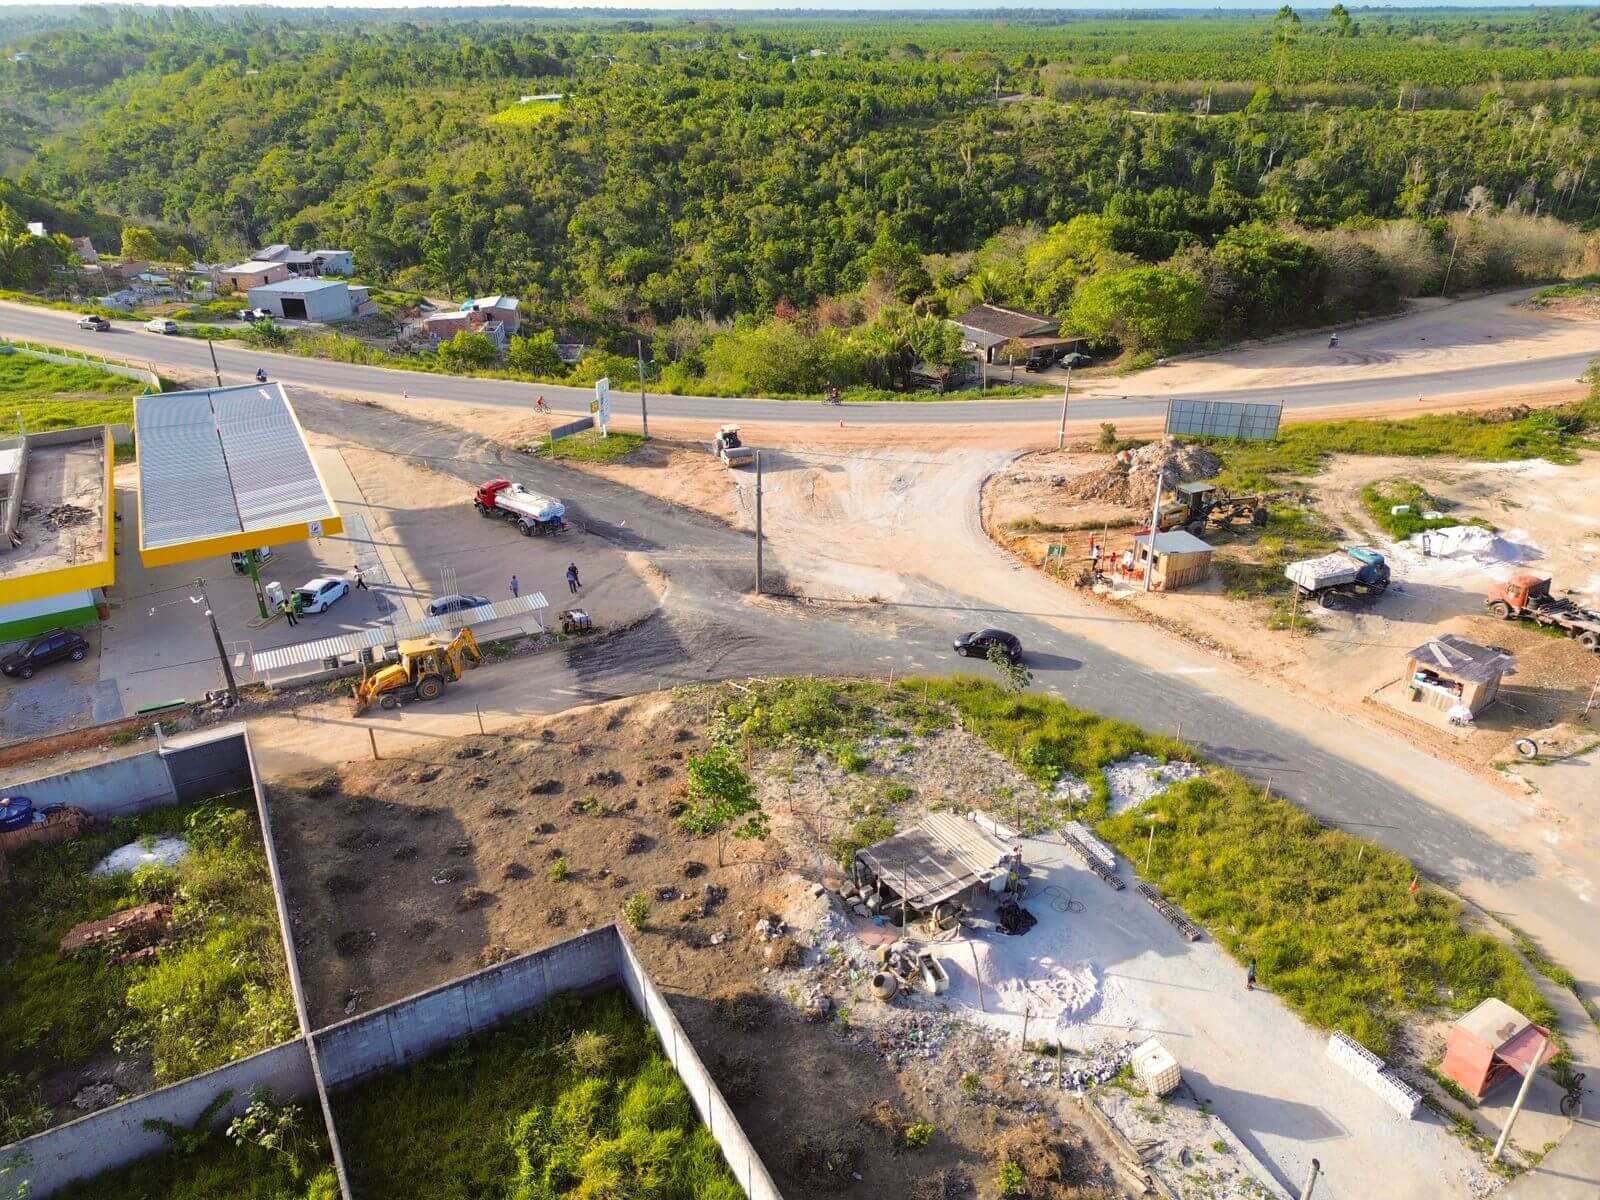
[2,628,90,679]
[953,628,1023,663]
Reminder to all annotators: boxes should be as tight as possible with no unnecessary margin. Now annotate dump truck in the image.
[1487,575,1600,651]
[711,425,754,467]
[1285,547,1391,599]
[1156,482,1270,536]
[351,628,482,713]
[474,479,565,536]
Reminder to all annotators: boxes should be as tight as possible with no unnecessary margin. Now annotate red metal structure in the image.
[1440,998,1557,1100]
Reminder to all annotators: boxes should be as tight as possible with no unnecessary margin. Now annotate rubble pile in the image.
[1059,439,1223,509]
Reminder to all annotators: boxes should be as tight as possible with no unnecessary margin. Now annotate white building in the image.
[246,278,371,323]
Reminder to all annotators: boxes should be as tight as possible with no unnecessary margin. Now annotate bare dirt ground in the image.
[269,691,1127,1200]
[986,444,1600,775]
[1082,290,1600,397]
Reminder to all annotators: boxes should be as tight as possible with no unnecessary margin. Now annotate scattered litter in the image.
[92,837,189,876]
[1104,755,1203,815]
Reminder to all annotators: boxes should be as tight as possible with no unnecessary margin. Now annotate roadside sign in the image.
[593,377,611,437]
[1047,544,1066,557]
[1165,398,1282,441]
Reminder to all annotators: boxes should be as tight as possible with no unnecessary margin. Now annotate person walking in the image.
[566,562,581,594]
[353,564,368,590]
[1246,958,1257,992]
[509,574,520,599]
[281,598,298,627]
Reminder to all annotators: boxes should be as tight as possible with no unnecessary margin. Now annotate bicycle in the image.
[1561,1072,1585,1119]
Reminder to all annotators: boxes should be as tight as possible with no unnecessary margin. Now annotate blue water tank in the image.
[0,796,34,832]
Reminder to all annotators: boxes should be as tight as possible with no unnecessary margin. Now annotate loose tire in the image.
[69,647,86,662]
[415,675,444,701]
[1561,1092,1582,1119]
[1251,506,1268,527]
[1578,631,1599,652]
[1488,601,1512,620]
[1516,738,1539,759]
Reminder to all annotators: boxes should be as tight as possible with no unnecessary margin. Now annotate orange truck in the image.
[1486,574,1600,652]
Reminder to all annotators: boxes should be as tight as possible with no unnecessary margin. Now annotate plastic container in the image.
[1131,1037,1181,1097]
[0,796,35,832]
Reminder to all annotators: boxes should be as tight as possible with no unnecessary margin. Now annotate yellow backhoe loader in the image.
[351,628,483,714]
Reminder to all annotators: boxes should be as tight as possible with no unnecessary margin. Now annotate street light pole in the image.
[195,578,239,703]
[1056,360,1074,450]
[636,338,650,440]
[207,339,222,388]
[754,451,764,596]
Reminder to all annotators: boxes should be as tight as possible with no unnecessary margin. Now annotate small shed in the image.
[1131,530,1213,591]
[1440,998,1556,1100]
[1403,634,1514,717]
[853,813,1011,923]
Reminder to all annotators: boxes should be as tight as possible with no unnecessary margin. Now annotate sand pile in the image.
[1059,439,1222,509]
[1406,525,1531,566]
[1104,755,1204,815]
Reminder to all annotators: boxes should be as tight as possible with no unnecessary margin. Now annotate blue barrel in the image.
[0,796,34,832]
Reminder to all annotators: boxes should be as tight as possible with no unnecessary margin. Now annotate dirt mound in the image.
[1059,439,1222,509]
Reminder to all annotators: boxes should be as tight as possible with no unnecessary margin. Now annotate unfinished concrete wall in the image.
[314,927,619,1088]
[615,929,785,1200]
[0,1039,316,1198]
[160,724,254,802]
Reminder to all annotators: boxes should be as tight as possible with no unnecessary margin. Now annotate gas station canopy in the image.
[135,382,342,567]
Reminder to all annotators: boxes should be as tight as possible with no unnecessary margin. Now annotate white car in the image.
[143,318,178,335]
[293,577,349,614]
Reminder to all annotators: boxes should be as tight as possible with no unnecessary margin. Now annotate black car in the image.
[953,628,1023,663]
[2,628,89,679]
[426,594,492,617]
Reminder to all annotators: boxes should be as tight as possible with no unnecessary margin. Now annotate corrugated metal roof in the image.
[247,278,348,294]
[855,812,1011,910]
[136,383,338,552]
[1134,530,1214,556]
[250,591,550,674]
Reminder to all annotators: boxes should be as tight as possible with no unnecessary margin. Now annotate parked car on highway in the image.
[294,577,349,614]
[953,628,1023,663]
[426,594,492,617]
[1,628,89,679]
[237,307,271,322]
[143,317,178,335]
[77,314,111,331]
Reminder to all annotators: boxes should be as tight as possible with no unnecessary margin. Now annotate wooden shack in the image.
[1403,634,1514,717]
[1130,530,1214,591]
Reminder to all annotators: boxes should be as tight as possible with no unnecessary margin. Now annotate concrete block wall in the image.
[615,927,786,1200]
[1325,1031,1421,1119]
[314,927,619,1088]
[0,1040,315,1197]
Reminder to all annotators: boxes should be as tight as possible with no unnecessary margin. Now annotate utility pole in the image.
[1056,358,1075,450]
[1492,1033,1547,1164]
[243,549,268,619]
[1143,469,1165,593]
[195,578,239,704]
[207,339,222,388]
[1440,230,1462,297]
[1301,1158,1322,1200]
[636,338,650,440]
[753,450,764,595]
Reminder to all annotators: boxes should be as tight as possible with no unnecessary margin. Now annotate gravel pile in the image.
[1104,755,1204,815]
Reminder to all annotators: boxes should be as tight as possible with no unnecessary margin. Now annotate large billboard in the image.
[1164,398,1283,441]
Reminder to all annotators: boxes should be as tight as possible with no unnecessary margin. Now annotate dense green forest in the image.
[2,7,1599,392]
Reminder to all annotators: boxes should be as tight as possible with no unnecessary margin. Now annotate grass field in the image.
[0,796,296,1143]
[1211,387,1600,491]
[487,98,561,127]
[0,352,139,432]
[333,989,740,1200]
[533,428,646,462]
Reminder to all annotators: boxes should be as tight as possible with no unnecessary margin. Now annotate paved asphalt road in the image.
[294,391,1537,907]
[5,299,1595,424]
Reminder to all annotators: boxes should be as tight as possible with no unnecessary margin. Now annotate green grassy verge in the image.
[46,1095,334,1200]
[1210,389,1600,492]
[0,352,138,433]
[0,796,296,1142]
[0,289,125,321]
[533,429,646,462]
[1095,767,1553,1057]
[1359,479,1491,540]
[334,989,740,1200]
[171,296,248,322]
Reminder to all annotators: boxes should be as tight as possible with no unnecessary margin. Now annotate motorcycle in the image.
[255,368,269,383]
[1561,1072,1585,1119]
[1328,334,1340,349]
[824,388,842,406]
